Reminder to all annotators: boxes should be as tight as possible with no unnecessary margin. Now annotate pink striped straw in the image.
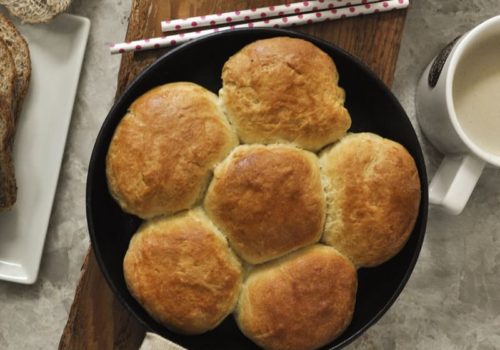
[109,0,409,55]
[161,0,382,33]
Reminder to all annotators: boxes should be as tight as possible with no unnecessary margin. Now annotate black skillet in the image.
[87,28,428,350]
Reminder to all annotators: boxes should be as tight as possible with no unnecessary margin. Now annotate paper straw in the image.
[161,0,383,33]
[110,0,409,55]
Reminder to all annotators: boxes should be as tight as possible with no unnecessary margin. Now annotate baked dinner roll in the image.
[220,37,351,151]
[123,209,243,335]
[320,133,421,268]
[106,82,238,219]
[204,144,325,264]
[236,245,357,350]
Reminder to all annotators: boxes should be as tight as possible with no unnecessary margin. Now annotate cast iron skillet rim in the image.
[86,27,428,350]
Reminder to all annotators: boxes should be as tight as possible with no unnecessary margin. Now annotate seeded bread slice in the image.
[0,12,31,120]
[0,38,17,209]
[0,0,71,24]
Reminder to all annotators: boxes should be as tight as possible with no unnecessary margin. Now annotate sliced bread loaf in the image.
[0,38,17,209]
[0,12,31,119]
[0,0,71,24]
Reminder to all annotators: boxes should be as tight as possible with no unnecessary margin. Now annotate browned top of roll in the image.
[204,144,326,264]
[320,132,421,268]
[236,245,357,350]
[106,82,238,219]
[123,209,243,335]
[220,37,351,151]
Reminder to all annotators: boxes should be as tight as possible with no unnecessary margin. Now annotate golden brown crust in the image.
[123,209,243,335]
[220,37,351,151]
[204,144,325,264]
[106,82,238,219]
[236,245,357,350]
[320,133,421,268]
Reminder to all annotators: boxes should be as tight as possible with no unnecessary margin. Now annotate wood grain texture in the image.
[60,1,408,349]
[59,251,145,350]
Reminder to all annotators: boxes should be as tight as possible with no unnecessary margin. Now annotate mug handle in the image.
[429,155,485,215]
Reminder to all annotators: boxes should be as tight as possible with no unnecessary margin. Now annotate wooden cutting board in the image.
[59,1,408,349]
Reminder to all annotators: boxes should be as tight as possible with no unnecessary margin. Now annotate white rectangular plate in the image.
[0,14,90,284]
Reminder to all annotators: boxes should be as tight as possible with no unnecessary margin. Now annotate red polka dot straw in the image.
[111,0,410,54]
[160,0,401,33]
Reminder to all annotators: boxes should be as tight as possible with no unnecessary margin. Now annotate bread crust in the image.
[0,0,71,24]
[123,209,243,335]
[221,37,351,151]
[106,82,238,219]
[0,38,16,209]
[320,133,421,267]
[111,38,423,348]
[204,144,326,264]
[236,245,357,350]
[0,13,31,119]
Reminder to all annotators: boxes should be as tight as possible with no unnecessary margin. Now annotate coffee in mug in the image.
[416,15,500,215]
[453,34,500,156]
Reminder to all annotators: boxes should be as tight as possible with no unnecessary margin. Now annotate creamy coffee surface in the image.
[453,35,500,156]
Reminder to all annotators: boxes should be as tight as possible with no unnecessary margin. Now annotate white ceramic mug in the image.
[416,15,500,215]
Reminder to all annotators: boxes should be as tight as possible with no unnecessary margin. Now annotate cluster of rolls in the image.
[106,37,421,350]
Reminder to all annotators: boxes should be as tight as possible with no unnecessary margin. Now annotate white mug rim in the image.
[445,15,500,167]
